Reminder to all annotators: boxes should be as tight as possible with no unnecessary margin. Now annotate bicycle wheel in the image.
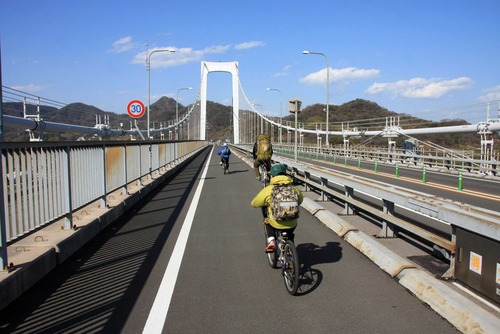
[282,240,300,295]
[265,233,278,268]
[266,248,278,268]
[259,165,267,187]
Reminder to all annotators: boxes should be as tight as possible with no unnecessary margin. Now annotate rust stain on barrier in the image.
[399,272,486,334]
[388,264,417,277]
[105,146,123,175]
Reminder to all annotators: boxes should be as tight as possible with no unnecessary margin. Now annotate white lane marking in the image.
[143,147,213,334]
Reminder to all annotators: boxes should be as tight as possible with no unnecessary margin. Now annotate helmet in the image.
[270,164,286,176]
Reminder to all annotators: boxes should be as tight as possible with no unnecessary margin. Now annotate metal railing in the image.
[1,140,208,268]
[272,144,499,176]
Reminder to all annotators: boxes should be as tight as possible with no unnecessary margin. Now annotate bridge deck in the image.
[0,145,498,333]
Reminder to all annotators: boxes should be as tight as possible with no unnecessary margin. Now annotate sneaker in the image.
[219,162,222,165]
[265,240,276,253]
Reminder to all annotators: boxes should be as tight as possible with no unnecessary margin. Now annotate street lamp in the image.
[146,48,175,139]
[303,50,330,147]
[266,88,283,144]
[176,87,192,140]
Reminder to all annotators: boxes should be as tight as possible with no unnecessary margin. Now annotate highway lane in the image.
[0,145,459,333]
[291,154,500,211]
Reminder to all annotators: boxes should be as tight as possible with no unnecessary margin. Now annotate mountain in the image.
[0,97,481,150]
[1,97,233,142]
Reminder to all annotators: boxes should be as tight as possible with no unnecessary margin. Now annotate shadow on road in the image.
[295,242,343,296]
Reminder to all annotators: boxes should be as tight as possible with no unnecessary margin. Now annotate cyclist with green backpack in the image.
[252,133,273,181]
[251,164,303,252]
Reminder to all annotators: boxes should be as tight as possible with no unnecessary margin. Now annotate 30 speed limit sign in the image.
[127,100,146,119]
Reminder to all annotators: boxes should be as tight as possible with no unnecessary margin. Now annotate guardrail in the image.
[233,144,500,279]
[0,140,208,269]
[267,144,499,176]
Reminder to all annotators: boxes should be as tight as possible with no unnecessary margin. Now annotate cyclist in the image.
[251,164,303,252]
[252,133,273,181]
[217,143,231,169]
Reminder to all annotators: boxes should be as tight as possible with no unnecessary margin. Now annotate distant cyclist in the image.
[217,143,231,169]
[251,164,303,252]
[252,134,273,181]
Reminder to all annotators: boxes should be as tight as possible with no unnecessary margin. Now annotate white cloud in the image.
[132,44,231,68]
[11,83,46,93]
[366,77,473,99]
[300,67,380,85]
[479,85,500,102]
[110,36,134,53]
[203,44,231,54]
[273,64,293,77]
[234,41,265,50]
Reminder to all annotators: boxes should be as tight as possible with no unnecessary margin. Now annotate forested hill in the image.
[2,97,476,147]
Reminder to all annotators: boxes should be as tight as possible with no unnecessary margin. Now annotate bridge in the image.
[1,62,500,333]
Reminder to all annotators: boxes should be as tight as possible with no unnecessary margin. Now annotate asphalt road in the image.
[0,146,460,333]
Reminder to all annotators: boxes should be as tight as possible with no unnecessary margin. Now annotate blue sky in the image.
[2,0,500,124]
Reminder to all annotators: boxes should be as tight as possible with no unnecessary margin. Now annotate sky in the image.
[2,0,500,124]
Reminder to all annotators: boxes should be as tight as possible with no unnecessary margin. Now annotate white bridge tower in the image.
[200,61,240,144]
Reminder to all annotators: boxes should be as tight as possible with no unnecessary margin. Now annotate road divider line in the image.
[143,147,213,334]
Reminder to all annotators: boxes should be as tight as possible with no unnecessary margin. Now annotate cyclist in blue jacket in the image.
[217,143,231,169]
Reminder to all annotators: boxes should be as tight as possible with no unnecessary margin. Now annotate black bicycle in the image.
[221,158,229,175]
[265,224,300,295]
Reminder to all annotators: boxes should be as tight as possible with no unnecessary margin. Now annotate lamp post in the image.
[266,88,283,144]
[176,87,192,140]
[287,99,301,162]
[303,50,330,147]
[146,48,175,139]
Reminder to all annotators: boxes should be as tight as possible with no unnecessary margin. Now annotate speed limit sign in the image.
[127,100,146,119]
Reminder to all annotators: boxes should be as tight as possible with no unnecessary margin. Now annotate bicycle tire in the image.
[282,240,300,295]
[259,165,267,187]
[266,244,278,268]
[264,227,277,268]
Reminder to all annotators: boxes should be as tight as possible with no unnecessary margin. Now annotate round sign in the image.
[127,100,146,119]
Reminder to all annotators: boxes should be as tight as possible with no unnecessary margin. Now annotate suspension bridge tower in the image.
[200,61,240,144]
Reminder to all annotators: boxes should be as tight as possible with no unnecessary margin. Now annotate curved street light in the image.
[146,48,175,139]
[303,50,330,147]
[176,87,192,140]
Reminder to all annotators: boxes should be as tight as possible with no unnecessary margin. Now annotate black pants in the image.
[254,158,271,177]
[264,221,295,242]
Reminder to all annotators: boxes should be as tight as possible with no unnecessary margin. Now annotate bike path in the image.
[161,146,459,333]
